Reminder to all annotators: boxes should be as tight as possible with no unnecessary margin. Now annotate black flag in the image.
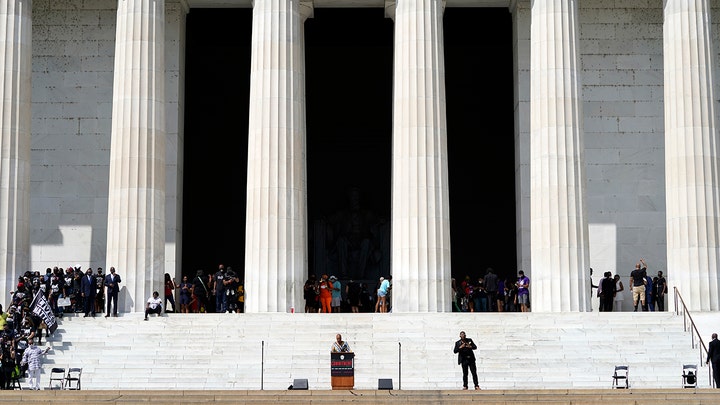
[29,290,58,334]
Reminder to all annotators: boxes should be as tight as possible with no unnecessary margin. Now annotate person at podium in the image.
[331,334,351,353]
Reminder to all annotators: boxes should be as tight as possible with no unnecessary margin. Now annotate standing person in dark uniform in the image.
[483,268,498,311]
[80,269,96,317]
[192,270,209,312]
[600,271,616,312]
[655,271,667,312]
[453,331,479,390]
[707,333,720,388]
[95,268,105,315]
[345,279,361,313]
[304,274,318,313]
[214,264,226,313]
[104,267,121,317]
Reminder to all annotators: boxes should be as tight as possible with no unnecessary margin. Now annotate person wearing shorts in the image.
[516,271,530,312]
[377,275,392,313]
[630,258,648,311]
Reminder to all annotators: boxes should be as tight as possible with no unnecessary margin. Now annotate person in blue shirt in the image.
[330,276,342,313]
[378,275,392,313]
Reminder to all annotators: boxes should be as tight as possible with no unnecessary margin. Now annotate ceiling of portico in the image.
[186,0,510,8]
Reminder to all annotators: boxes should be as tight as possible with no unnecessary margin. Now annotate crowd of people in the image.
[0,269,61,389]
[174,265,245,314]
[452,268,530,313]
[0,265,125,320]
[303,274,393,313]
[592,259,668,312]
[452,262,669,313]
[2,260,670,321]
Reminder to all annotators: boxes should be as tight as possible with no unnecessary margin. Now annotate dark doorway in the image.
[182,7,515,284]
[444,8,516,283]
[183,9,252,278]
[305,9,393,284]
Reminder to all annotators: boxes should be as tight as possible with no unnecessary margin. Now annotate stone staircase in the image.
[32,311,711,391]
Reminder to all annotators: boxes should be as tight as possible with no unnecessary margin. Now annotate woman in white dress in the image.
[613,274,625,311]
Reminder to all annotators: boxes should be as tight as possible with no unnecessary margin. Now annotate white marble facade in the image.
[0,0,718,312]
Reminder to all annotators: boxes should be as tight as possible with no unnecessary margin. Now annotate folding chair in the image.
[611,365,629,389]
[64,367,82,390]
[47,367,66,390]
[682,364,698,388]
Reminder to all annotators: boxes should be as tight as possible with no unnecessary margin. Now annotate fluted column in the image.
[107,0,166,312]
[530,0,590,312]
[244,0,311,313]
[0,0,30,308]
[664,0,720,311]
[390,0,451,312]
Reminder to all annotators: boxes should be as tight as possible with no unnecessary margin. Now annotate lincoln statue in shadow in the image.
[314,187,389,281]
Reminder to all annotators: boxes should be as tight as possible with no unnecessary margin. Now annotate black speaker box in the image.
[292,378,308,390]
[378,378,393,390]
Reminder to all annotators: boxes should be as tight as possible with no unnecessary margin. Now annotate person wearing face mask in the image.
[20,338,50,390]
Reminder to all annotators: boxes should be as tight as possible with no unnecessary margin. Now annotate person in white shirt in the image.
[20,338,50,390]
[144,291,162,321]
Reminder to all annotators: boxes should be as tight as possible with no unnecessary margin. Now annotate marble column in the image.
[511,0,532,277]
[0,0,30,308]
[530,0,590,312]
[389,0,451,312]
[164,0,188,295]
[107,0,166,312]
[244,0,311,313]
[663,0,720,311]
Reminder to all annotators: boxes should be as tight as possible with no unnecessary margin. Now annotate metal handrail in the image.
[673,286,712,387]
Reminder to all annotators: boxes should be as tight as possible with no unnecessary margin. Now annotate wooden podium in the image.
[330,352,354,390]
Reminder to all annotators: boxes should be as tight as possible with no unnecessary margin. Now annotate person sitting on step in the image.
[144,291,162,321]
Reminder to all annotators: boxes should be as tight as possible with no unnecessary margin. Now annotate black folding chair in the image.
[64,367,82,390]
[682,364,697,388]
[612,365,629,389]
[48,367,66,390]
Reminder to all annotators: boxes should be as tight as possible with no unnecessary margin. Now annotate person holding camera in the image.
[453,331,479,390]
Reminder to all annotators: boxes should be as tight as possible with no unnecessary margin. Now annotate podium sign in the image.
[330,352,354,389]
